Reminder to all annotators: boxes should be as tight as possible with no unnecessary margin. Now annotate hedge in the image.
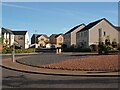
[62,47,92,52]
[2,48,35,54]
[15,48,35,53]
[2,47,12,54]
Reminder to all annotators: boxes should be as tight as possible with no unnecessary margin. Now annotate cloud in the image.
[105,10,118,14]
[2,3,41,11]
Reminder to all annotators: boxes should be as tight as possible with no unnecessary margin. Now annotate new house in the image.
[2,28,30,49]
[115,27,120,46]
[37,34,49,48]
[49,34,57,44]
[12,31,29,49]
[76,18,119,48]
[2,28,14,47]
[31,34,49,48]
[31,34,40,44]
[49,34,64,45]
[64,24,85,47]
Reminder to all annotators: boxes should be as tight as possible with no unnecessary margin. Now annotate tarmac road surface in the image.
[2,68,119,89]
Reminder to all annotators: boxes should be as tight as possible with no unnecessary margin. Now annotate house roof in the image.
[49,34,63,38]
[12,31,27,35]
[32,34,40,38]
[55,34,63,38]
[49,34,57,38]
[36,34,48,39]
[2,27,13,34]
[65,23,85,35]
[78,18,116,32]
[115,27,120,31]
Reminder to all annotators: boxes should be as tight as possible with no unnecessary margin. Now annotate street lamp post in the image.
[12,43,15,62]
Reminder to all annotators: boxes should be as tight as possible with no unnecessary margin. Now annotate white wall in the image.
[3,33,6,44]
[89,20,118,46]
[6,33,9,45]
[25,32,29,49]
[71,25,85,46]
[10,34,14,46]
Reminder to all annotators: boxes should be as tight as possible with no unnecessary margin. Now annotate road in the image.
[1,68,119,89]
[14,53,97,66]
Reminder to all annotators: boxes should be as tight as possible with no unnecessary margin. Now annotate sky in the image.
[1,2,118,41]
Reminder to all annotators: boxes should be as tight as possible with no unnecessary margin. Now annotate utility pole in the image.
[35,30,36,48]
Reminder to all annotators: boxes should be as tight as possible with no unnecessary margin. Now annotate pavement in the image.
[1,52,42,56]
[1,54,120,77]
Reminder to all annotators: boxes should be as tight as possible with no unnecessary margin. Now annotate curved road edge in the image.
[1,58,120,77]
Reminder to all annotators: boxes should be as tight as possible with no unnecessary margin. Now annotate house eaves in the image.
[65,23,85,35]
[12,31,27,35]
[2,27,13,34]
[78,18,117,33]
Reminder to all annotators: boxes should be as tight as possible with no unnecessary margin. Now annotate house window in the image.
[81,32,83,37]
[78,33,80,37]
[104,31,106,36]
[18,36,24,40]
[85,31,87,36]
[84,32,86,37]
[98,28,102,37]
[59,37,62,41]
[41,38,44,41]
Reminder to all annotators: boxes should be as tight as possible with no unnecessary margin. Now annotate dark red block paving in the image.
[40,55,119,71]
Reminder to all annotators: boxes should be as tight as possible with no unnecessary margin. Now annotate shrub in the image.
[118,47,120,51]
[2,47,12,54]
[90,44,98,51]
[105,35,111,45]
[62,47,92,52]
[62,48,73,52]
[15,48,35,53]
[77,47,92,52]
[2,48,35,54]
[70,44,76,49]
[112,38,117,48]
[61,44,67,49]
[98,36,118,55]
